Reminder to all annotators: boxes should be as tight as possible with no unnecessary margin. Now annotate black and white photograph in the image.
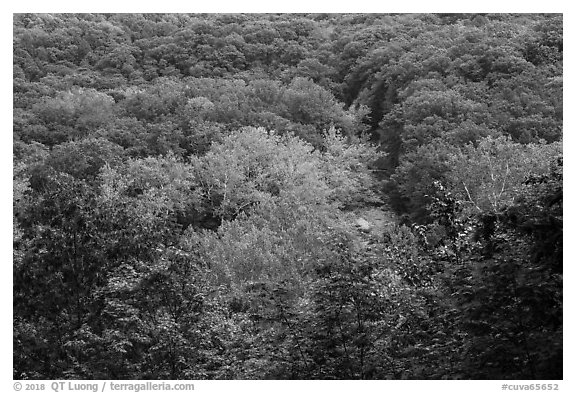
[11,7,565,386]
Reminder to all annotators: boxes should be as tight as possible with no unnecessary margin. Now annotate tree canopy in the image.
[14,13,562,380]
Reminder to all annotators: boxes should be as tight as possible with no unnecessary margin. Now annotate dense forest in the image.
[13,13,562,380]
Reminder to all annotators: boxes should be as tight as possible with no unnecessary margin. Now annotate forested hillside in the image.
[13,13,562,379]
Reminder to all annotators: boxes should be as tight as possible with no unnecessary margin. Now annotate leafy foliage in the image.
[14,13,561,380]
